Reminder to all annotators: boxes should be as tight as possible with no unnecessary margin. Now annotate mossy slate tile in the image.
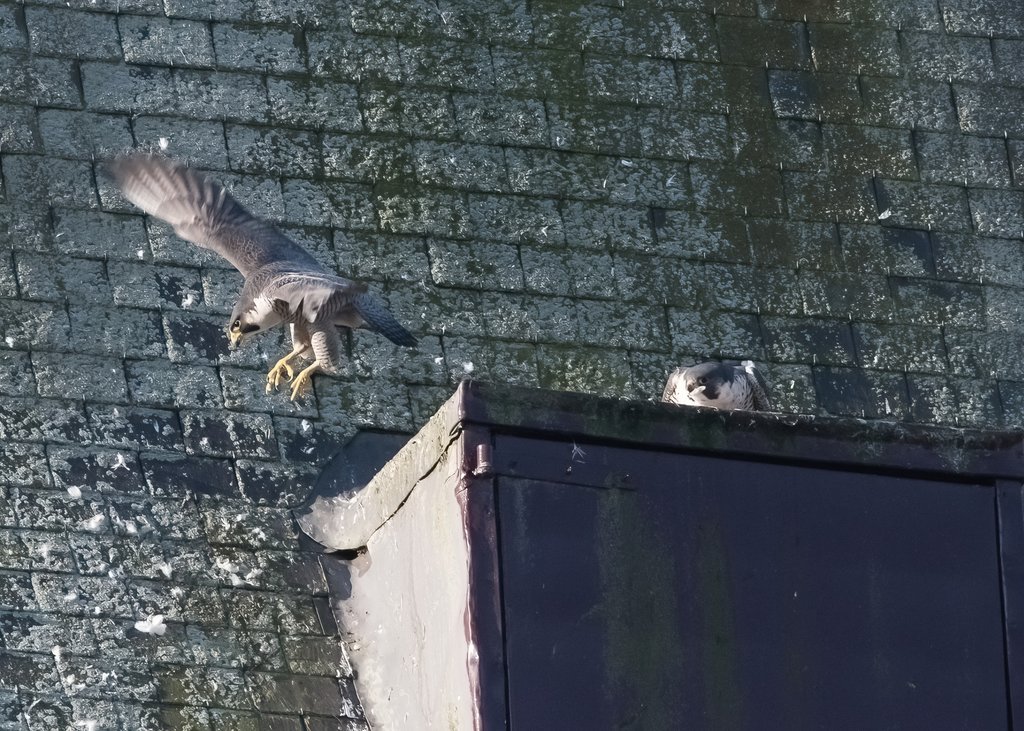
[119,15,216,68]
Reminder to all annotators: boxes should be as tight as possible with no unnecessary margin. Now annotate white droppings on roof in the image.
[462,361,474,374]
[214,557,240,573]
[82,514,107,532]
[301,419,312,432]
[66,485,82,499]
[134,614,167,636]
[158,137,169,150]
[156,561,173,579]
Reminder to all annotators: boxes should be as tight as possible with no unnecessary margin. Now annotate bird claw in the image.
[265,359,295,393]
[289,365,318,402]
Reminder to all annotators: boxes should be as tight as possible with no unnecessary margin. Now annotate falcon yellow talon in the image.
[265,358,296,393]
[289,364,319,402]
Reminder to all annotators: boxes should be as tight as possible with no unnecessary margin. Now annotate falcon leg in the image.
[265,347,306,393]
[289,362,321,401]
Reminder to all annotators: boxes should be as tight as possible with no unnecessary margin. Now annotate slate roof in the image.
[1,0,1024,727]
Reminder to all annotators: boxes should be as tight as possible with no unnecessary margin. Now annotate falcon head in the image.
[679,362,734,404]
[227,296,279,349]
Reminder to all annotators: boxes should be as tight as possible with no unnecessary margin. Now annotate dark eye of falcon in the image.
[699,376,707,384]
[231,320,241,331]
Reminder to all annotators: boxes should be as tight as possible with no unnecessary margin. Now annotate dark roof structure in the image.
[306,381,1024,729]
[1,0,1024,727]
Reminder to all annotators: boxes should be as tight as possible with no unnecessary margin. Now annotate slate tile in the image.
[762,316,857,365]
[132,117,229,170]
[861,77,957,131]
[212,24,304,74]
[119,15,216,68]
[26,7,120,60]
[307,30,402,82]
[809,23,901,76]
[32,353,128,403]
[180,410,276,459]
[667,309,765,360]
[718,17,811,69]
[267,78,361,133]
[85,405,183,451]
[0,571,37,610]
[81,62,175,115]
[0,651,60,694]
[0,397,88,444]
[38,110,133,160]
[0,442,50,487]
[48,446,145,496]
[360,87,457,138]
[453,94,548,147]
[903,31,994,83]
[142,454,238,499]
[4,157,96,209]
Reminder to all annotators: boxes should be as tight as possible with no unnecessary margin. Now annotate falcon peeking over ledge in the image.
[109,153,417,401]
[662,360,772,412]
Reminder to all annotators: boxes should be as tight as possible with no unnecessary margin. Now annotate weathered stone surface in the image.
[26,7,120,60]
[890,277,985,328]
[268,78,361,132]
[213,24,304,74]
[809,23,901,76]
[762,316,857,365]
[120,15,216,68]
[0,442,50,487]
[839,225,934,277]
[52,209,148,261]
[0,55,80,109]
[49,446,146,496]
[38,110,133,159]
[0,397,88,444]
[68,305,165,359]
[32,352,128,403]
[171,69,270,123]
[0,350,38,395]
[861,77,958,131]
[181,410,276,459]
[85,404,183,451]
[667,309,765,360]
[4,157,95,209]
[142,453,237,499]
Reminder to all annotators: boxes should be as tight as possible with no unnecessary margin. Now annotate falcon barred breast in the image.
[662,360,771,411]
[109,153,417,401]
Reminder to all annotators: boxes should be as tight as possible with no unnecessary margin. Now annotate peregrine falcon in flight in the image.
[109,153,417,401]
[662,360,771,411]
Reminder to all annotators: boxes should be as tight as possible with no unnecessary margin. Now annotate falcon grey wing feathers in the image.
[741,360,772,411]
[107,153,318,277]
[262,270,417,347]
[353,292,418,347]
[262,270,366,323]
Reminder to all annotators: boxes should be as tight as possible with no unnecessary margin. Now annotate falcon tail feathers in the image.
[354,293,418,347]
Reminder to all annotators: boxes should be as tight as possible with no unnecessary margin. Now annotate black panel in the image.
[496,437,1007,731]
[998,481,1024,724]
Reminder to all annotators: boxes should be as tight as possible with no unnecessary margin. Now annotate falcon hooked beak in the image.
[228,329,245,349]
